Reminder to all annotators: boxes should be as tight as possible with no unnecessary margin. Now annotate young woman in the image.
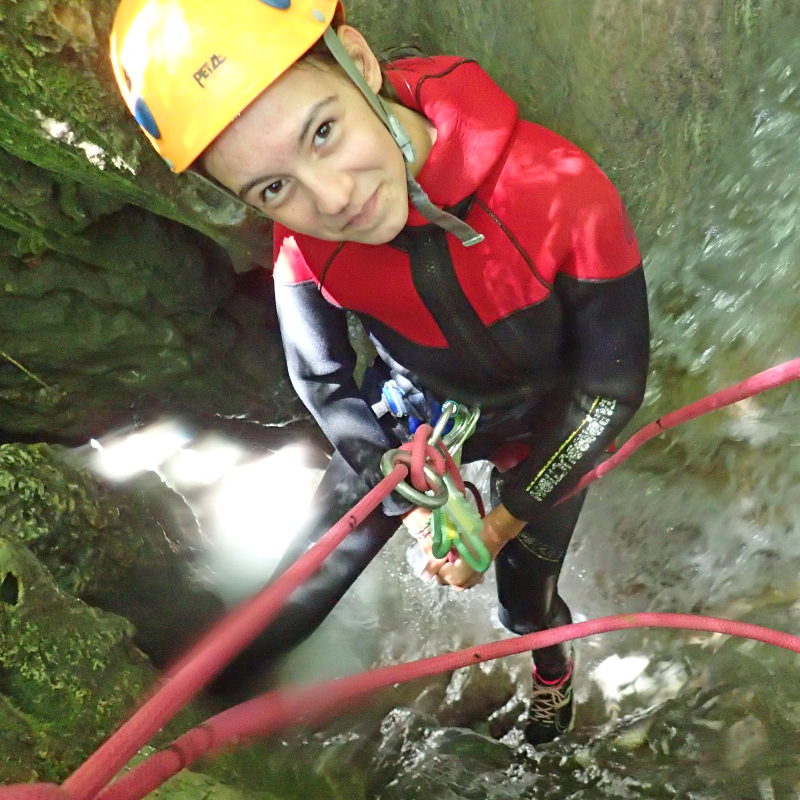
[111,0,649,745]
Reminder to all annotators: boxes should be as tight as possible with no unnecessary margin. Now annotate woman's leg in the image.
[493,488,586,678]
[210,451,400,698]
[492,486,586,742]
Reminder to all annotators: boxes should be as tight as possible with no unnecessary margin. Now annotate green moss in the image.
[134,763,280,800]
[0,0,272,267]
[0,440,237,786]
[0,536,156,782]
[0,443,182,597]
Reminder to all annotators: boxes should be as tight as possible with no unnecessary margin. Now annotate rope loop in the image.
[380,423,463,509]
[403,423,466,494]
[400,424,444,491]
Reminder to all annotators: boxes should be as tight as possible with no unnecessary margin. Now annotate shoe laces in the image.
[530,662,573,724]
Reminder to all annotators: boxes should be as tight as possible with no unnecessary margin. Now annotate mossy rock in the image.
[0,442,229,668]
[0,536,156,782]
[0,0,271,267]
[0,1,300,441]
[138,767,278,800]
[0,442,186,596]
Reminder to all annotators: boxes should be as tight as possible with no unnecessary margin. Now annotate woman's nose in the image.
[305,167,354,217]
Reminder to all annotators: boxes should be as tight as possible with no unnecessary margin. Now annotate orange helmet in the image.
[110,0,340,172]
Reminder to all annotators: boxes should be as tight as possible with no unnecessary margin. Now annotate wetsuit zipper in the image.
[403,227,521,382]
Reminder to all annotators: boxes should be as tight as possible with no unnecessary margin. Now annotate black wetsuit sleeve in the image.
[274,279,412,516]
[498,266,650,521]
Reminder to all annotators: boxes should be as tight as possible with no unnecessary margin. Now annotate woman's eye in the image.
[261,180,285,202]
[313,121,333,147]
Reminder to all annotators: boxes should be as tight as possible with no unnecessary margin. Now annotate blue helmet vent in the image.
[257,0,291,9]
[133,97,161,139]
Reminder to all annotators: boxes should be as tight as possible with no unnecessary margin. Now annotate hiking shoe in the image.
[524,659,574,745]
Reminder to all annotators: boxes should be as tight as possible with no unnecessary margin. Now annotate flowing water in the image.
[88,3,800,798]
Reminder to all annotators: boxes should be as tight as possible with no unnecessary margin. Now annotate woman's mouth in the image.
[346,188,379,231]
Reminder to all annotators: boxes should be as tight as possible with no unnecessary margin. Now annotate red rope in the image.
[394,425,463,493]
[62,463,411,800]
[94,612,800,800]
[60,423,439,800]
[5,357,800,800]
[463,481,486,518]
[406,425,431,491]
[442,446,466,493]
[0,787,72,800]
[559,355,800,503]
[4,609,800,800]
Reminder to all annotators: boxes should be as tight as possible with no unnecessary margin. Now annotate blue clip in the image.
[382,381,407,417]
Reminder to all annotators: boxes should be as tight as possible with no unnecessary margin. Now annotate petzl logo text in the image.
[193,54,226,87]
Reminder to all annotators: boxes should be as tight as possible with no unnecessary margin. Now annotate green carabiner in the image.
[442,405,481,463]
[431,474,491,573]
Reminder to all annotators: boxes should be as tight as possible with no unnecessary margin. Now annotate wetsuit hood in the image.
[385,58,519,226]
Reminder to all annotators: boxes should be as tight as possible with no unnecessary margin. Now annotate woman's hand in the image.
[402,506,433,539]
[418,504,527,591]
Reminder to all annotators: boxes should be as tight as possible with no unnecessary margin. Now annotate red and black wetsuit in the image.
[214,57,649,693]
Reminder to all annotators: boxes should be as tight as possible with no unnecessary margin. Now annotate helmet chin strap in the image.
[322,27,416,162]
[322,27,484,248]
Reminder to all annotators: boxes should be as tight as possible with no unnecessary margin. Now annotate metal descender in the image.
[380,400,491,572]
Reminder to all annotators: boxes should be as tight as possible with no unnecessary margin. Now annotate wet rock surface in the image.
[0,0,298,440]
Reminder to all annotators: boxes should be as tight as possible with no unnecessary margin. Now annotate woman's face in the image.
[204,50,413,245]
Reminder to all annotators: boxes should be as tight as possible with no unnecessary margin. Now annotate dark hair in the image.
[300,19,426,104]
